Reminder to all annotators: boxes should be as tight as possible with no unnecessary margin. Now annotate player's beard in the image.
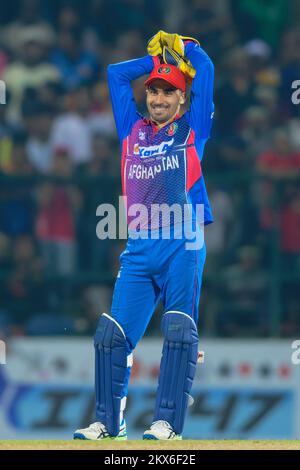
[150,105,174,124]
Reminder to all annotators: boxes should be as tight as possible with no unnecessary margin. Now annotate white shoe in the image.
[143,420,182,440]
[74,419,127,440]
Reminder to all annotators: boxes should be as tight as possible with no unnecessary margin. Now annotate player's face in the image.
[146,80,185,126]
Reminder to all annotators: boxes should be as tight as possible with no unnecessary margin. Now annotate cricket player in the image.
[74,31,214,440]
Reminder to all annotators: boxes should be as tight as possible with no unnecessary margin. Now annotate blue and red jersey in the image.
[107,41,214,229]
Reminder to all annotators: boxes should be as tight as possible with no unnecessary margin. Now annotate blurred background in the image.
[0,0,300,440]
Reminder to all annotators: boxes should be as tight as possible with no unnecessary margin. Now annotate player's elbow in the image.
[107,63,117,77]
[106,63,122,87]
[201,59,214,86]
[205,58,214,77]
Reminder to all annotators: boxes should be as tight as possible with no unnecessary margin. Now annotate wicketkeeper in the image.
[74,30,214,440]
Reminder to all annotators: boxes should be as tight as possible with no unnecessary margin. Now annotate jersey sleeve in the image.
[185,42,214,140]
[107,55,155,142]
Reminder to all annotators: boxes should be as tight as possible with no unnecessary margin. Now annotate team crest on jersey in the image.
[166,122,178,137]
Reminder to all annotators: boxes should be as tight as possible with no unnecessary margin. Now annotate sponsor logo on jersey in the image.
[133,138,174,158]
[166,122,178,136]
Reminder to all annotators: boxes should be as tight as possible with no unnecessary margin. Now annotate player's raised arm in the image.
[146,31,214,141]
[107,56,155,143]
[185,41,215,140]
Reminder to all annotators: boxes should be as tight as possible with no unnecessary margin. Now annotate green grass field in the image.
[0,440,299,450]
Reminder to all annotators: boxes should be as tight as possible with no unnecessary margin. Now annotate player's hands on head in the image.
[179,35,200,47]
[147,30,185,57]
[147,31,200,57]
[163,47,196,84]
[147,31,200,84]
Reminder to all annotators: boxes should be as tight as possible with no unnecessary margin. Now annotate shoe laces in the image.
[151,420,173,431]
[89,422,107,433]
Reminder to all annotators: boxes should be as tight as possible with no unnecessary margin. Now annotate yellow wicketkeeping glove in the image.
[147,30,200,57]
[180,35,200,47]
[162,46,196,84]
[147,30,185,57]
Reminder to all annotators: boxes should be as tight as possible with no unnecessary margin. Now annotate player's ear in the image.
[179,92,186,105]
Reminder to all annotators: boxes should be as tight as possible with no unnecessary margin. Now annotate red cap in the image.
[145,63,186,92]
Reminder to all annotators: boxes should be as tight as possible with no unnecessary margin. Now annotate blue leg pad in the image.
[94,313,128,436]
[153,311,199,435]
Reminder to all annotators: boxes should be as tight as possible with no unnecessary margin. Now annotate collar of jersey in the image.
[143,113,181,133]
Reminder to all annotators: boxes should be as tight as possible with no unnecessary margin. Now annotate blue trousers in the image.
[111,234,206,352]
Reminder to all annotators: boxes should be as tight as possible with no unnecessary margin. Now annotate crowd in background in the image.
[0,0,300,338]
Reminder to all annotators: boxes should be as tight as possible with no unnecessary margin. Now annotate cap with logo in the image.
[144,64,186,92]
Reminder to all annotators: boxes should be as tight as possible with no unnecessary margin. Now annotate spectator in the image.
[3,28,60,123]
[0,0,55,56]
[241,106,272,157]
[280,185,300,270]
[23,101,55,174]
[0,90,14,174]
[87,81,117,139]
[76,135,118,272]
[256,128,300,231]
[50,27,100,90]
[56,5,81,33]
[0,134,35,241]
[0,47,9,79]
[87,134,115,176]
[217,135,249,171]
[0,232,12,276]
[4,234,45,325]
[180,0,234,59]
[215,47,256,139]
[51,85,94,165]
[9,134,34,176]
[205,184,234,272]
[219,245,268,336]
[109,30,145,62]
[35,149,80,277]
[257,128,300,178]
[254,86,279,119]
[281,295,300,337]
